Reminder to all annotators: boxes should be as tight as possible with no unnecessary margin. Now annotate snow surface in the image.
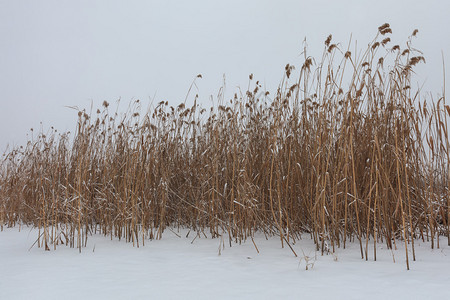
[1,227,449,300]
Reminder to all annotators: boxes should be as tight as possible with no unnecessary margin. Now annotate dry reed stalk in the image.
[0,24,448,269]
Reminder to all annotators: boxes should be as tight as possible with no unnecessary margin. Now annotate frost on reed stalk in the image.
[0,24,449,268]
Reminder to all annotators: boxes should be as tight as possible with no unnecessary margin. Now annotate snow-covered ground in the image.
[1,227,449,300]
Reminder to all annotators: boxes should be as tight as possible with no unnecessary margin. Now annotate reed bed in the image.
[0,24,448,268]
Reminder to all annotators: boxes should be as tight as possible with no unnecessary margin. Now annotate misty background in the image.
[1,0,449,152]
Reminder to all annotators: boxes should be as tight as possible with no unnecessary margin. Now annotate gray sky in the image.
[1,0,449,151]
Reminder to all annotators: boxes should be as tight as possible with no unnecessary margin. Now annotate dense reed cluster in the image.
[0,25,448,268]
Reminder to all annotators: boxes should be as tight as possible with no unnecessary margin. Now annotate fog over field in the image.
[0,0,449,151]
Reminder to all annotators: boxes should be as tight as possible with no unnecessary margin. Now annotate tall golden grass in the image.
[0,24,448,269]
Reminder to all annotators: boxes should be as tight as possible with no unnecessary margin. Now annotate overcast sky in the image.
[1,0,449,151]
